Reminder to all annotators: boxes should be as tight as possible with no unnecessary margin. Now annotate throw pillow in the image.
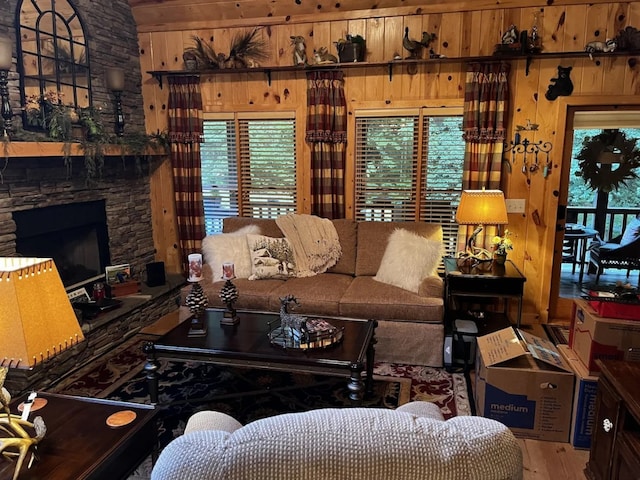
[374,228,444,293]
[620,216,640,246]
[247,234,297,280]
[201,225,261,280]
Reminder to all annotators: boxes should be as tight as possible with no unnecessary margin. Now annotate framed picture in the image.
[105,264,131,284]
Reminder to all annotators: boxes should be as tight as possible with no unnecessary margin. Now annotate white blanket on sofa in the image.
[276,214,342,277]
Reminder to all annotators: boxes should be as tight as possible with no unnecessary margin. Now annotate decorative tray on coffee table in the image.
[267,318,344,350]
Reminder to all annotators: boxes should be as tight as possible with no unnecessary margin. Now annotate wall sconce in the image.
[504,120,553,180]
[106,67,125,136]
[0,34,14,138]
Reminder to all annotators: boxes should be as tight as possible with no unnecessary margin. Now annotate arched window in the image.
[16,0,91,130]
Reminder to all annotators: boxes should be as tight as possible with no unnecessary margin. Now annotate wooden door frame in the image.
[548,96,640,321]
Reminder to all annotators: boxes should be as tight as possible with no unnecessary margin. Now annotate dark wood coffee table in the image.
[143,309,377,404]
[0,392,157,480]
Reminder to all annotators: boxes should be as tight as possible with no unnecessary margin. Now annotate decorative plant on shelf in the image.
[491,229,514,261]
[334,34,366,62]
[182,28,269,70]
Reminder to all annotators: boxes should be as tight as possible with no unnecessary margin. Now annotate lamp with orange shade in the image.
[455,189,509,266]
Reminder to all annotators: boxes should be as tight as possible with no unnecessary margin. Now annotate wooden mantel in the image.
[3,141,168,158]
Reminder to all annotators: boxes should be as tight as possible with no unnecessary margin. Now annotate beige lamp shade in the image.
[0,258,85,369]
[456,189,508,225]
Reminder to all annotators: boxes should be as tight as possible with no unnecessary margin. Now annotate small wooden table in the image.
[563,223,599,284]
[444,256,527,328]
[144,309,377,404]
[0,392,157,480]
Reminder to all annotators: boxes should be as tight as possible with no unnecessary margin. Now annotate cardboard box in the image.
[106,280,141,298]
[557,344,599,450]
[569,298,640,375]
[475,327,574,442]
[587,292,640,321]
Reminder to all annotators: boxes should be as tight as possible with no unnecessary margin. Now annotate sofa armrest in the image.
[396,401,445,420]
[185,411,243,435]
[418,275,444,298]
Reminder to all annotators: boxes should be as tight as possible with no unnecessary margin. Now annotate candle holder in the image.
[219,279,239,325]
[0,35,13,138]
[185,253,208,336]
[105,67,125,136]
[185,282,208,337]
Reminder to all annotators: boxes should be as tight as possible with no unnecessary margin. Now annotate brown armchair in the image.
[589,233,640,284]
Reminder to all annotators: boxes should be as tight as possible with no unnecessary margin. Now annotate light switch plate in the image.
[505,198,526,214]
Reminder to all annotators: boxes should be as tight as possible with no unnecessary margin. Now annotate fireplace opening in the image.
[13,201,111,290]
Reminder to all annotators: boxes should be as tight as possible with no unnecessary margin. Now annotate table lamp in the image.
[0,257,85,479]
[455,189,508,265]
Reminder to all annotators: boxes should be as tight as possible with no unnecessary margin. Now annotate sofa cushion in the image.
[198,277,285,312]
[374,228,444,293]
[268,273,353,317]
[327,219,357,275]
[355,221,443,276]
[201,225,261,280]
[247,235,297,280]
[340,277,443,322]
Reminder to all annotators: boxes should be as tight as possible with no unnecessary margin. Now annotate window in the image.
[201,112,297,234]
[354,107,464,256]
[17,0,92,130]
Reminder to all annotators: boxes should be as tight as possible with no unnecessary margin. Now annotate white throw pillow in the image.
[247,234,297,280]
[374,228,444,293]
[201,225,261,280]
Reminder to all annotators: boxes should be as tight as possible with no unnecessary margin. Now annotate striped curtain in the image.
[306,71,347,219]
[460,62,510,248]
[168,75,206,272]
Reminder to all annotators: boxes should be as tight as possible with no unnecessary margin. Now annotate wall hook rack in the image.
[503,120,553,181]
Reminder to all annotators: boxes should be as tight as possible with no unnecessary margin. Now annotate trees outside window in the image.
[201,113,296,234]
[354,107,465,256]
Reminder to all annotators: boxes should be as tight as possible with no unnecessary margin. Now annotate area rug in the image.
[50,335,471,478]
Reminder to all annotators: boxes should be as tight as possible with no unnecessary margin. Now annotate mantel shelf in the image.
[148,50,640,85]
[3,142,168,158]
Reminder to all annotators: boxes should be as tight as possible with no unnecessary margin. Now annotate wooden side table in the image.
[0,392,157,480]
[443,256,527,328]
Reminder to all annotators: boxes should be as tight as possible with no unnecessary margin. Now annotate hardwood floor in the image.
[518,439,589,479]
[559,263,637,298]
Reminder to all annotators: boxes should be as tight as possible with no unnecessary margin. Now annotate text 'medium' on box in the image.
[475,327,575,442]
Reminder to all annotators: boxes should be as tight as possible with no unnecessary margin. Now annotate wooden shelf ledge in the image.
[2,141,168,158]
[148,49,640,85]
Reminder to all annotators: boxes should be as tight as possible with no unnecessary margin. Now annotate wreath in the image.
[575,129,640,193]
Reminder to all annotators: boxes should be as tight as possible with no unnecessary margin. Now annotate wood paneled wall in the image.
[139,1,640,322]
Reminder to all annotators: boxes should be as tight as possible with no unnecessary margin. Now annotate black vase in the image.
[338,42,365,63]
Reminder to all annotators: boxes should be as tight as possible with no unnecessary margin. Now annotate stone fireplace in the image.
[13,200,111,290]
[1,152,182,394]
[0,154,157,279]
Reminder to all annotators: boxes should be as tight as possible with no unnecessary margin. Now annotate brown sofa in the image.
[185,217,445,366]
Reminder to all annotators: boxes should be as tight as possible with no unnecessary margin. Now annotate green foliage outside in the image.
[568,128,640,207]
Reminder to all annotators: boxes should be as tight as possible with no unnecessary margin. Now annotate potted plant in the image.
[335,34,366,63]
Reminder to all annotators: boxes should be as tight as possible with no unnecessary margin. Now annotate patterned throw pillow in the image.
[246,234,297,280]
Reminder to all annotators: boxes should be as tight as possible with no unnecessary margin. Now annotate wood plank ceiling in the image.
[126,0,616,32]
